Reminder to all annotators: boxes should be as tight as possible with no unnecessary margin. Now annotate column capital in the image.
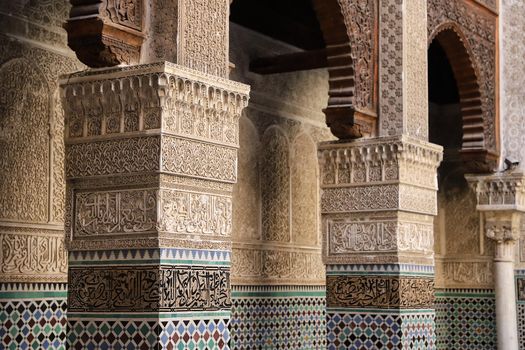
[467,173,525,261]
[319,136,442,265]
[467,172,525,212]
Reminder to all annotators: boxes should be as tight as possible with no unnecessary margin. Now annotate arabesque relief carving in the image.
[326,275,435,309]
[0,59,49,223]
[340,0,377,114]
[428,0,497,155]
[260,127,290,242]
[69,265,230,312]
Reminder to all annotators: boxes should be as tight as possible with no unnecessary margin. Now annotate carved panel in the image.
[106,0,143,31]
[379,0,403,136]
[161,137,237,183]
[321,185,399,213]
[444,191,481,255]
[0,58,49,223]
[62,66,247,146]
[291,134,318,245]
[328,219,433,254]
[404,0,428,139]
[69,265,230,312]
[340,0,377,114]
[326,275,435,308]
[501,0,525,170]
[179,0,229,77]
[74,189,157,237]
[260,128,290,242]
[65,136,161,178]
[232,117,261,241]
[231,248,324,285]
[159,190,232,236]
[65,0,144,67]
[428,0,497,154]
[435,260,493,288]
[0,231,67,282]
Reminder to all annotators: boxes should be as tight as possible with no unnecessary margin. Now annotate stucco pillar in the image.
[468,173,525,350]
[319,1,442,348]
[60,63,249,348]
[319,136,442,349]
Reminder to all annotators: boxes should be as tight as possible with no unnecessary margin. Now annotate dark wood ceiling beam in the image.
[249,49,327,74]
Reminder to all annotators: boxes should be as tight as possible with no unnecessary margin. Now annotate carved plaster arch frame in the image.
[428,22,496,172]
[312,0,359,139]
[427,0,499,172]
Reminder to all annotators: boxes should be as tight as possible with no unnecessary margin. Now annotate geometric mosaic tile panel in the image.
[231,286,326,350]
[327,311,435,350]
[0,283,68,350]
[68,317,230,350]
[434,289,496,350]
[518,303,525,350]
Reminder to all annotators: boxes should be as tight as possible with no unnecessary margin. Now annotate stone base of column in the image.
[67,247,232,350]
[231,285,326,349]
[326,264,436,350]
[0,283,68,350]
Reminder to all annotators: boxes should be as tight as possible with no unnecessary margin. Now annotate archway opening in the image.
[230,0,359,139]
[428,38,465,192]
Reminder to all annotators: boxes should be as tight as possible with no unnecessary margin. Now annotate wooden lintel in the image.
[249,49,327,75]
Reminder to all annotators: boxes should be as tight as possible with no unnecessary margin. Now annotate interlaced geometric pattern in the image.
[231,289,326,350]
[68,319,230,350]
[327,313,403,350]
[435,290,496,350]
[326,312,435,350]
[518,303,525,349]
[0,299,67,350]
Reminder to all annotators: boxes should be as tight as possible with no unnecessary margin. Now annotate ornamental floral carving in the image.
[61,62,249,146]
[428,0,497,155]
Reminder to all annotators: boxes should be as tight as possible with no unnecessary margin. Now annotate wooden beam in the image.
[250,49,327,75]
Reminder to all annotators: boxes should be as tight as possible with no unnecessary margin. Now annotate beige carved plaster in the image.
[229,27,331,286]
[319,136,442,265]
[500,0,525,171]
[0,10,82,281]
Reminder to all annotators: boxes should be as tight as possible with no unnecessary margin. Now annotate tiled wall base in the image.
[434,289,495,350]
[230,285,326,350]
[515,270,525,349]
[68,314,230,350]
[326,310,435,350]
[0,283,68,350]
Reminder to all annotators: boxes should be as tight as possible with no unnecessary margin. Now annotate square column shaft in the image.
[319,136,442,349]
[60,62,249,349]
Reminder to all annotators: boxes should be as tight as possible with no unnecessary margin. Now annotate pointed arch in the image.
[429,24,497,172]
[312,0,357,139]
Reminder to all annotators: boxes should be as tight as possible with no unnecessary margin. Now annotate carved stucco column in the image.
[468,173,525,350]
[319,136,442,349]
[60,62,249,348]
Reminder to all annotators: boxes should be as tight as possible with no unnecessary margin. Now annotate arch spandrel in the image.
[428,0,498,172]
